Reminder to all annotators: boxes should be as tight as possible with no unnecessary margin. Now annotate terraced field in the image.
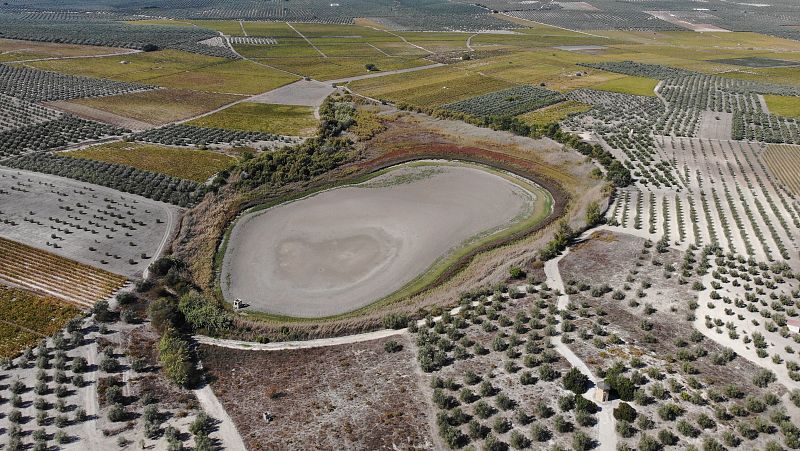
[0,237,127,307]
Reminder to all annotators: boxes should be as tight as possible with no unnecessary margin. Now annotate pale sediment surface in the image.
[222,162,539,317]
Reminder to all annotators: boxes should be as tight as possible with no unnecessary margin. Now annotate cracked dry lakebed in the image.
[221,160,550,317]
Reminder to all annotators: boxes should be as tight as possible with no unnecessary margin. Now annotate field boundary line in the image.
[5,48,142,64]
[286,22,328,58]
[365,26,435,54]
[239,20,248,37]
[497,12,609,39]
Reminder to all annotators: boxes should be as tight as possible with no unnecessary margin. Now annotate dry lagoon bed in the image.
[221,161,544,317]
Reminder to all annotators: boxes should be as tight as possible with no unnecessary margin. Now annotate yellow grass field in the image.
[73,89,242,125]
[591,75,658,97]
[188,103,318,136]
[518,100,592,125]
[764,95,800,118]
[63,142,237,182]
[0,285,80,358]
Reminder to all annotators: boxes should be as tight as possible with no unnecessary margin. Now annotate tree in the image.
[613,402,637,422]
[158,328,195,387]
[92,300,115,322]
[148,297,183,334]
[585,200,603,226]
[365,63,378,71]
[562,368,589,394]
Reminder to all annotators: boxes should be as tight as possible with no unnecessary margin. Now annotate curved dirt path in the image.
[544,236,618,451]
[466,33,478,51]
[194,383,248,451]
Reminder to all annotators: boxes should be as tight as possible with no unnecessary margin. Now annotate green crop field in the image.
[764,95,800,117]
[63,142,237,182]
[518,100,592,125]
[189,103,318,136]
[590,75,658,96]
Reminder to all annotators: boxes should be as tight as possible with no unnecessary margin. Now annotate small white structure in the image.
[595,381,610,403]
[233,298,243,310]
[789,318,800,334]
[263,411,273,423]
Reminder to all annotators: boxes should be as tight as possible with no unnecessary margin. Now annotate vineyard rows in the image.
[606,137,800,267]
[0,237,126,307]
[762,145,800,197]
[229,37,278,46]
[0,64,154,102]
[441,86,565,118]
[131,124,297,147]
[2,153,205,207]
[0,116,126,158]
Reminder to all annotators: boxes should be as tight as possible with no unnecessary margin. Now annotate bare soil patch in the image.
[200,336,434,450]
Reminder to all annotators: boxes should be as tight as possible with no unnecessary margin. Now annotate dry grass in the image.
[200,336,433,450]
[72,89,242,125]
[188,102,317,136]
[0,284,80,358]
[63,142,237,183]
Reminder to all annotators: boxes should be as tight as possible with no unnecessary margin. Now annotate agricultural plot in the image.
[63,142,237,183]
[762,144,800,197]
[0,167,175,277]
[201,337,434,449]
[557,231,800,450]
[187,103,318,136]
[504,10,682,31]
[694,252,800,390]
[590,75,658,97]
[69,89,243,126]
[0,115,126,158]
[0,63,154,102]
[0,237,126,306]
[605,137,800,267]
[0,93,61,131]
[414,283,603,450]
[709,57,800,69]
[2,153,205,207]
[517,100,592,126]
[0,284,80,358]
[764,95,800,119]
[441,85,565,118]
[131,124,299,149]
[0,38,126,62]
[0,317,214,451]
[348,66,517,107]
[0,13,237,58]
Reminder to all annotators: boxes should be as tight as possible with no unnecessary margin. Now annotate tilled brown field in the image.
[200,335,435,450]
